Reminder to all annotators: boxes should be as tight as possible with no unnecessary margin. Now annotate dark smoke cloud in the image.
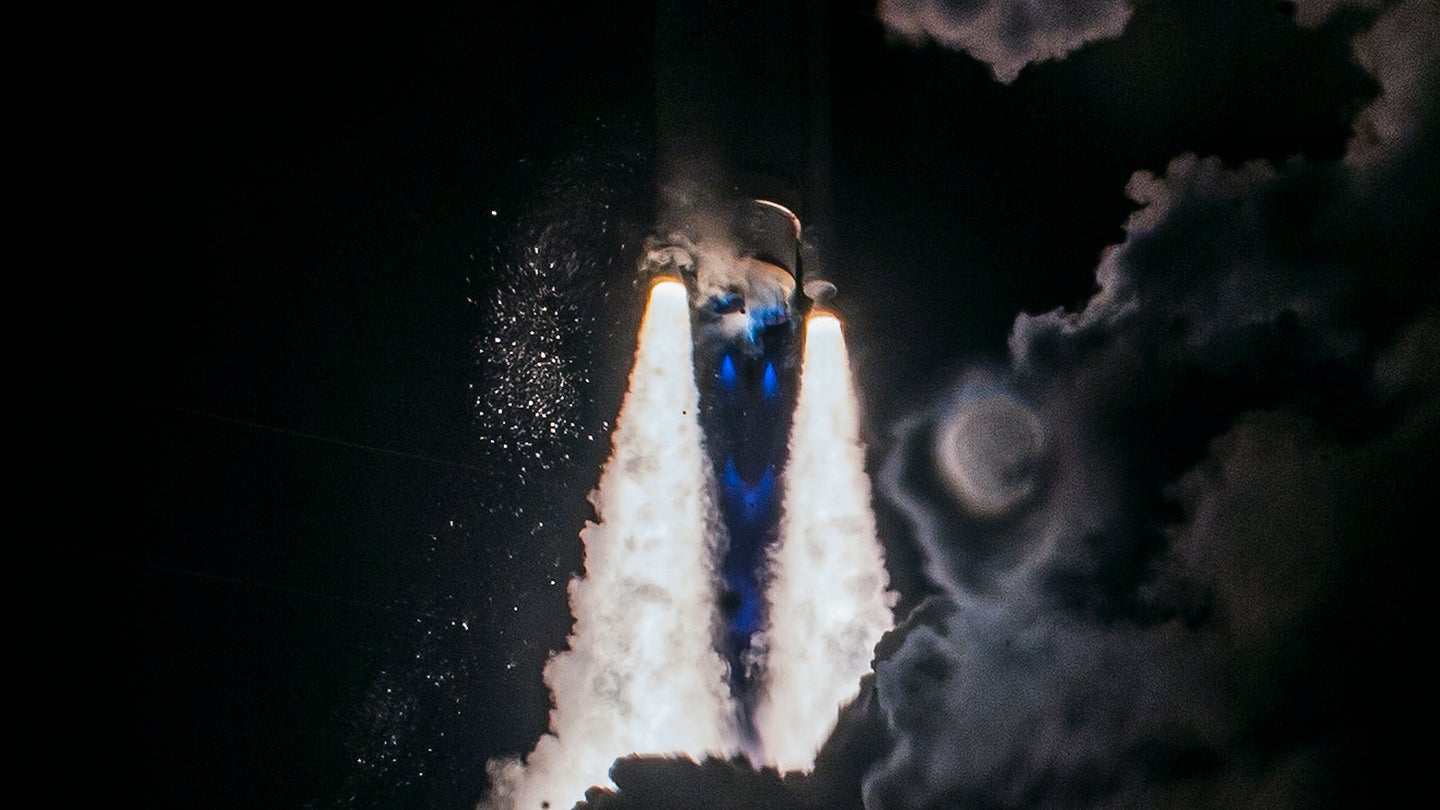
[867,1,1439,807]
[1292,0,1383,28]
[879,0,1135,82]
[574,680,890,809]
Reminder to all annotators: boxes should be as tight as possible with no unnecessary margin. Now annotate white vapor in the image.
[484,280,740,809]
[754,314,897,772]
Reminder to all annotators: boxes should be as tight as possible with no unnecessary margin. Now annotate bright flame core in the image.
[753,313,896,771]
[485,279,739,809]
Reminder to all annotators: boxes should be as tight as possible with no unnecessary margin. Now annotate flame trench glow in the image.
[754,314,897,772]
[485,280,739,809]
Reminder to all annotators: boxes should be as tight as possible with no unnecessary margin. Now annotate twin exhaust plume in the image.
[486,281,893,809]
[754,313,896,772]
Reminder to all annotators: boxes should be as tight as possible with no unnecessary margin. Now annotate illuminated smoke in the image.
[879,0,1135,83]
[485,281,740,809]
[753,314,897,772]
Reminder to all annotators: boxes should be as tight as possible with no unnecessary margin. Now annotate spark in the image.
[484,280,739,809]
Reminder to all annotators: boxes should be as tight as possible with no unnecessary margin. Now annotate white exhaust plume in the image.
[753,314,897,772]
[484,280,739,809]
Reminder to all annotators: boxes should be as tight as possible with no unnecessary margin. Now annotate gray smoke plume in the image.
[868,1,1439,807]
[879,0,1135,82]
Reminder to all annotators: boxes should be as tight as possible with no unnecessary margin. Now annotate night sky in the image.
[21,0,1437,808]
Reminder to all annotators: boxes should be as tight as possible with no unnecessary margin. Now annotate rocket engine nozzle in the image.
[733,197,835,319]
[738,199,802,275]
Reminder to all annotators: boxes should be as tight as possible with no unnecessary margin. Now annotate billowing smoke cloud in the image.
[868,1,1438,807]
[879,0,1135,82]
[1345,0,1440,166]
[1290,0,1383,28]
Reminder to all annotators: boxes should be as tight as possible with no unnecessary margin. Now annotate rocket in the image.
[643,0,840,716]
